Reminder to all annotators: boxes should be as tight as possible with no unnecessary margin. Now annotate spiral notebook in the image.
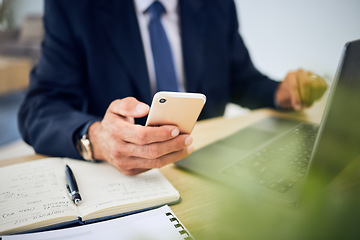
[1,205,193,240]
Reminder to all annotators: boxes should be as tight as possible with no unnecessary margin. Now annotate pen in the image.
[65,165,82,205]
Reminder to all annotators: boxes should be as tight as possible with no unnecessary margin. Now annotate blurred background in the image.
[0,0,43,159]
[0,0,359,159]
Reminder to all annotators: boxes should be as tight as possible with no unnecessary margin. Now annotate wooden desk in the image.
[2,96,359,238]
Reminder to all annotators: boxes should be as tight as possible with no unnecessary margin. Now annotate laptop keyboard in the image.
[221,123,319,193]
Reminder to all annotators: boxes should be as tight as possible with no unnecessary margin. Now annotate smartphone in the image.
[145,91,206,134]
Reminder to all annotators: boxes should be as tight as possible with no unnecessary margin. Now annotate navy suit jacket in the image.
[18,0,279,159]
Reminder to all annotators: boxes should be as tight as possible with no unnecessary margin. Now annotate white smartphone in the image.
[145,91,206,134]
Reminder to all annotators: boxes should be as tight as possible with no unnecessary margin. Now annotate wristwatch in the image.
[76,122,95,162]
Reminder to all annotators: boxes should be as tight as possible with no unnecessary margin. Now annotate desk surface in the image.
[2,96,359,238]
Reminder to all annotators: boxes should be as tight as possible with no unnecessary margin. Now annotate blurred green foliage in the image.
[195,161,360,240]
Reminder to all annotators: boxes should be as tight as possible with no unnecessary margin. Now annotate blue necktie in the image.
[147,1,179,92]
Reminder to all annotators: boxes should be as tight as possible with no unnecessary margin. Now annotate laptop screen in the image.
[307,39,360,186]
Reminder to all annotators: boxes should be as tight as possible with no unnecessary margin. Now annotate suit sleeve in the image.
[18,0,100,159]
[228,1,280,109]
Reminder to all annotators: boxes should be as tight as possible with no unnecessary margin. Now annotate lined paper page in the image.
[2,205,193,240]
[0,158,79,235]
[63,159,180,220]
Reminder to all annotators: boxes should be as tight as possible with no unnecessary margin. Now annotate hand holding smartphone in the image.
[146,92,206,134]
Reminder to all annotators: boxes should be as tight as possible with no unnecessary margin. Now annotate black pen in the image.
[65,165,82,205]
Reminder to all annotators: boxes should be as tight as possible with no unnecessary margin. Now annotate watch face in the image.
[77,136,93,161]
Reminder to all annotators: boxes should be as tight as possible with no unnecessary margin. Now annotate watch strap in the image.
[78,121,95,138]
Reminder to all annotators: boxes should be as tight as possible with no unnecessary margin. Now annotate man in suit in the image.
[18,0,327,175]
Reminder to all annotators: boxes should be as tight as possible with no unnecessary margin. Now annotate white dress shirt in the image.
[133,0,185,95]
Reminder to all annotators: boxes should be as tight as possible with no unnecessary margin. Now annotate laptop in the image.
[176,39,360,204]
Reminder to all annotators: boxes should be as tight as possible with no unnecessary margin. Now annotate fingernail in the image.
[187,145,194,154]
[171,128,180,137]
[185,136,193,146]
[135,103,148,114]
